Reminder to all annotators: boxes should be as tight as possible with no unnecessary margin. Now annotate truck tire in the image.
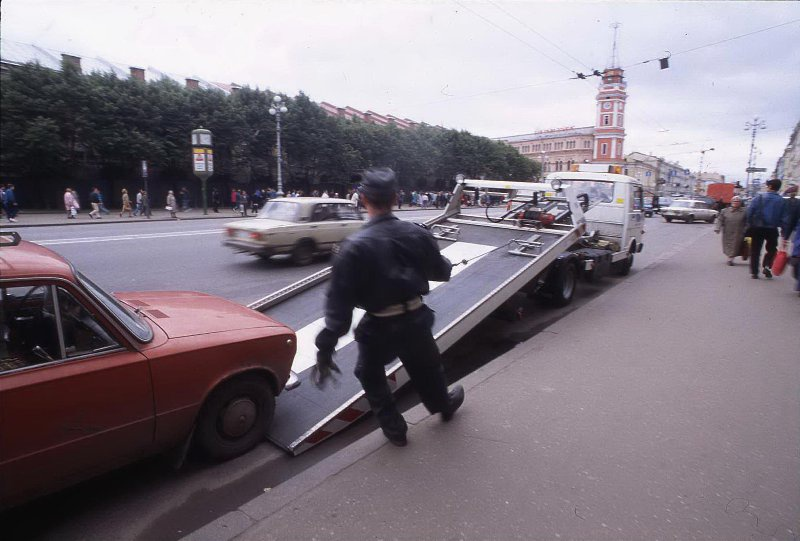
[195,375,275,461]
[615,242,635,276]
[291,240,315,265]
[547,263,577,307]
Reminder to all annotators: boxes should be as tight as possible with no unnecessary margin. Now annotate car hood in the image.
[225,218,297,231]
[115,291,285,338]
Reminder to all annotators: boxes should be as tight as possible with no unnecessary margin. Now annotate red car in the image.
[0,232,297,508]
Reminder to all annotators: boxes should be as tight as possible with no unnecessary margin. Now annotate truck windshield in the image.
[568,180,615,206]
[76,271,153,342]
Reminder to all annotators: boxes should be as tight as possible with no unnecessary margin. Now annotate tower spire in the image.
[609,22,621,68]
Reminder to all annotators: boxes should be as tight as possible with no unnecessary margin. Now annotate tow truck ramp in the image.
[249,179,585,455]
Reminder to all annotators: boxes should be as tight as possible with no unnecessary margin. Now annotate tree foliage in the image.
[0,62,537,207]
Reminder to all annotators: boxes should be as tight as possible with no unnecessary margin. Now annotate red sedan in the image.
[0,232,297,508]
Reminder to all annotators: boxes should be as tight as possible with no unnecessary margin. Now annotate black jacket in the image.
[316,214,452,351]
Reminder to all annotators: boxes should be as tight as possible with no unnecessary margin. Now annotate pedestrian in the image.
[0,185,5,219]
[397,189,404,210]
[211,187,221,213]
[64,188,79,219]
[98,188,110,215]
[141,190,150,218]
[714,195,747,266]
[350,189,360,209]
[135,189,144,216]
[312,167,464,447]
[746,179,786,279]
[166,190,178,219]
[4,184,19,222]
[88,188,101,219]
[781,184,799,245]
[120,188,133,217]
[180,186,190,212]
[790,214,800,296]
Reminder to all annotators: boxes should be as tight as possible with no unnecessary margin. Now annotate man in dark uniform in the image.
[313,167,465,447]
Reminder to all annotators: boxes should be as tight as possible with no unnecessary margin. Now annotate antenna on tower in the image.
[609,22,621,68]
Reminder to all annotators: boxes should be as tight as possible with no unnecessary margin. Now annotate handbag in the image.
[740,236,751,260]
[772,250,788,276]
[165,205,173,211]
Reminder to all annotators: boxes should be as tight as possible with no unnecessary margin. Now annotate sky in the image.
[2,0,799,182]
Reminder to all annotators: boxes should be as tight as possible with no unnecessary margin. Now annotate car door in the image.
[0,282,154,506]
[334,203,364,240]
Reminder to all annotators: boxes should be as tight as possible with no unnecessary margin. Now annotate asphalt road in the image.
[3,213,708,541]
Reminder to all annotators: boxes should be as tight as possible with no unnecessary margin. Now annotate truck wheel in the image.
[685,215,694,224]
[291,240,315,265]
[664,216,672,223]
[548,263,577,307]
[195,375,275,461]
[615,243,635,276]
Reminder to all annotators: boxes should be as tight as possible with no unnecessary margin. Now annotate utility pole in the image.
[745,116,766,192]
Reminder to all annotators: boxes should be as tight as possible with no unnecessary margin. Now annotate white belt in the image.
[370,297,424,317]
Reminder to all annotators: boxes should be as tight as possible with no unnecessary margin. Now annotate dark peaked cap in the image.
[357,167,398,204]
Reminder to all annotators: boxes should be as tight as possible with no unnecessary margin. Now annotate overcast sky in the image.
[3,0,799,181]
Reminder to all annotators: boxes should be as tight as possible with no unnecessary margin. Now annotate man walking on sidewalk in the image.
[746,178,786,279]
[313,167,464,447]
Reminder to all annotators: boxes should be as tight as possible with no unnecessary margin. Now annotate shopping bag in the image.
[165,206,173,211]
[740,237,751,261]
[772,250,788,276]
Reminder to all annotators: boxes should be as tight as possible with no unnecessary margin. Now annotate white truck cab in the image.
[546,164,645,272]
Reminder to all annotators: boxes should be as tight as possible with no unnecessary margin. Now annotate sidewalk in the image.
[185,227,799,541]
[0,205,424,229]
[0,208,243,228]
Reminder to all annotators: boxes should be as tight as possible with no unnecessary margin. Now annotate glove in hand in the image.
[311,350,341,389]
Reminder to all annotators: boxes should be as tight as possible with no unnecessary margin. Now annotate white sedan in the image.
[224,197,364,264]
[661,199,718,224]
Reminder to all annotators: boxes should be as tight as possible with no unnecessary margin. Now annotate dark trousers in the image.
[749,227,779,276]
[354,306,450,440]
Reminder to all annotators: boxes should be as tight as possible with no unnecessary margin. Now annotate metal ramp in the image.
[250,179,584,455]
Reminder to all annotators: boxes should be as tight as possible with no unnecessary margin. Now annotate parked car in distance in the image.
[0,232,297,508]
[224,197,364,265]
[661,199,719,223]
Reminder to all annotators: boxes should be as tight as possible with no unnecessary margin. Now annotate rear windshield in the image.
[257,200,300,222]
[76,271,153,342]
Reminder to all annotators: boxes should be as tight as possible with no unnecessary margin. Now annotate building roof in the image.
[496,126,595,143]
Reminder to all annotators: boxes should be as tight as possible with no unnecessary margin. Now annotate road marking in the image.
[36,229,224,246]
[290,241,496,374]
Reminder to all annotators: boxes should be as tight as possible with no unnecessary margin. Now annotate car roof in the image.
[268,197,353,205]
[0,239,76,281]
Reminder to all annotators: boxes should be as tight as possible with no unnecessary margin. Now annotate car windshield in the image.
[76,271,153,342]
[257,200,300,222]
[671,201,694,208]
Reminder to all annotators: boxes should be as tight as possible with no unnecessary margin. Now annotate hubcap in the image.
[220,398,257,438]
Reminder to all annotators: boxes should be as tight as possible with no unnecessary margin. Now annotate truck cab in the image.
[546,164,645,272]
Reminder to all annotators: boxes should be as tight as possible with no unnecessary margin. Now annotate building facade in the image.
[495,67,627,176]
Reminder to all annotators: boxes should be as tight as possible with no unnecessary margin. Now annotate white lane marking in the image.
[290,241,496,373]
[36,229,224,246]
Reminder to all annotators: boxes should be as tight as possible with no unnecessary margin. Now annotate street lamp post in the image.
[697,147,714,195]
[269,96,289,197]
[540,152,547,180]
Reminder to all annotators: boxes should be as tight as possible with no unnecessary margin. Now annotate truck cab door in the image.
[624,184,645,250]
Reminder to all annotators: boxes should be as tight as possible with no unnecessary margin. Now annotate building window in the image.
[584,140,592,148]
[603,115,610,126]
[617,114,624,127]
[601,143,608,156]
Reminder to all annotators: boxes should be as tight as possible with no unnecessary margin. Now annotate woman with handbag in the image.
[714,196,747,266]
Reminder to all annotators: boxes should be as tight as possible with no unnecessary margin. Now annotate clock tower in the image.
[593,67,627,164]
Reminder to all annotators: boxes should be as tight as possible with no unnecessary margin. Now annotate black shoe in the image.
[441,385,465,422]
[763,267,772,279]
[385,433,408,447]
[751,274,759,279]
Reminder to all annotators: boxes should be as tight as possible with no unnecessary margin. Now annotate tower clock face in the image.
[602,101,612,110]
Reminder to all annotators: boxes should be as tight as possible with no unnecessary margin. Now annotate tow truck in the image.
[249,164,644,455]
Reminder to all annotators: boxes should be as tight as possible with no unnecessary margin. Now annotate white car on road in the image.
[661,199,718,224]
[224,197,364,264]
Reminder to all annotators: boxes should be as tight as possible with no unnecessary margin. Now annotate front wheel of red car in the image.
[195,375,275,461]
